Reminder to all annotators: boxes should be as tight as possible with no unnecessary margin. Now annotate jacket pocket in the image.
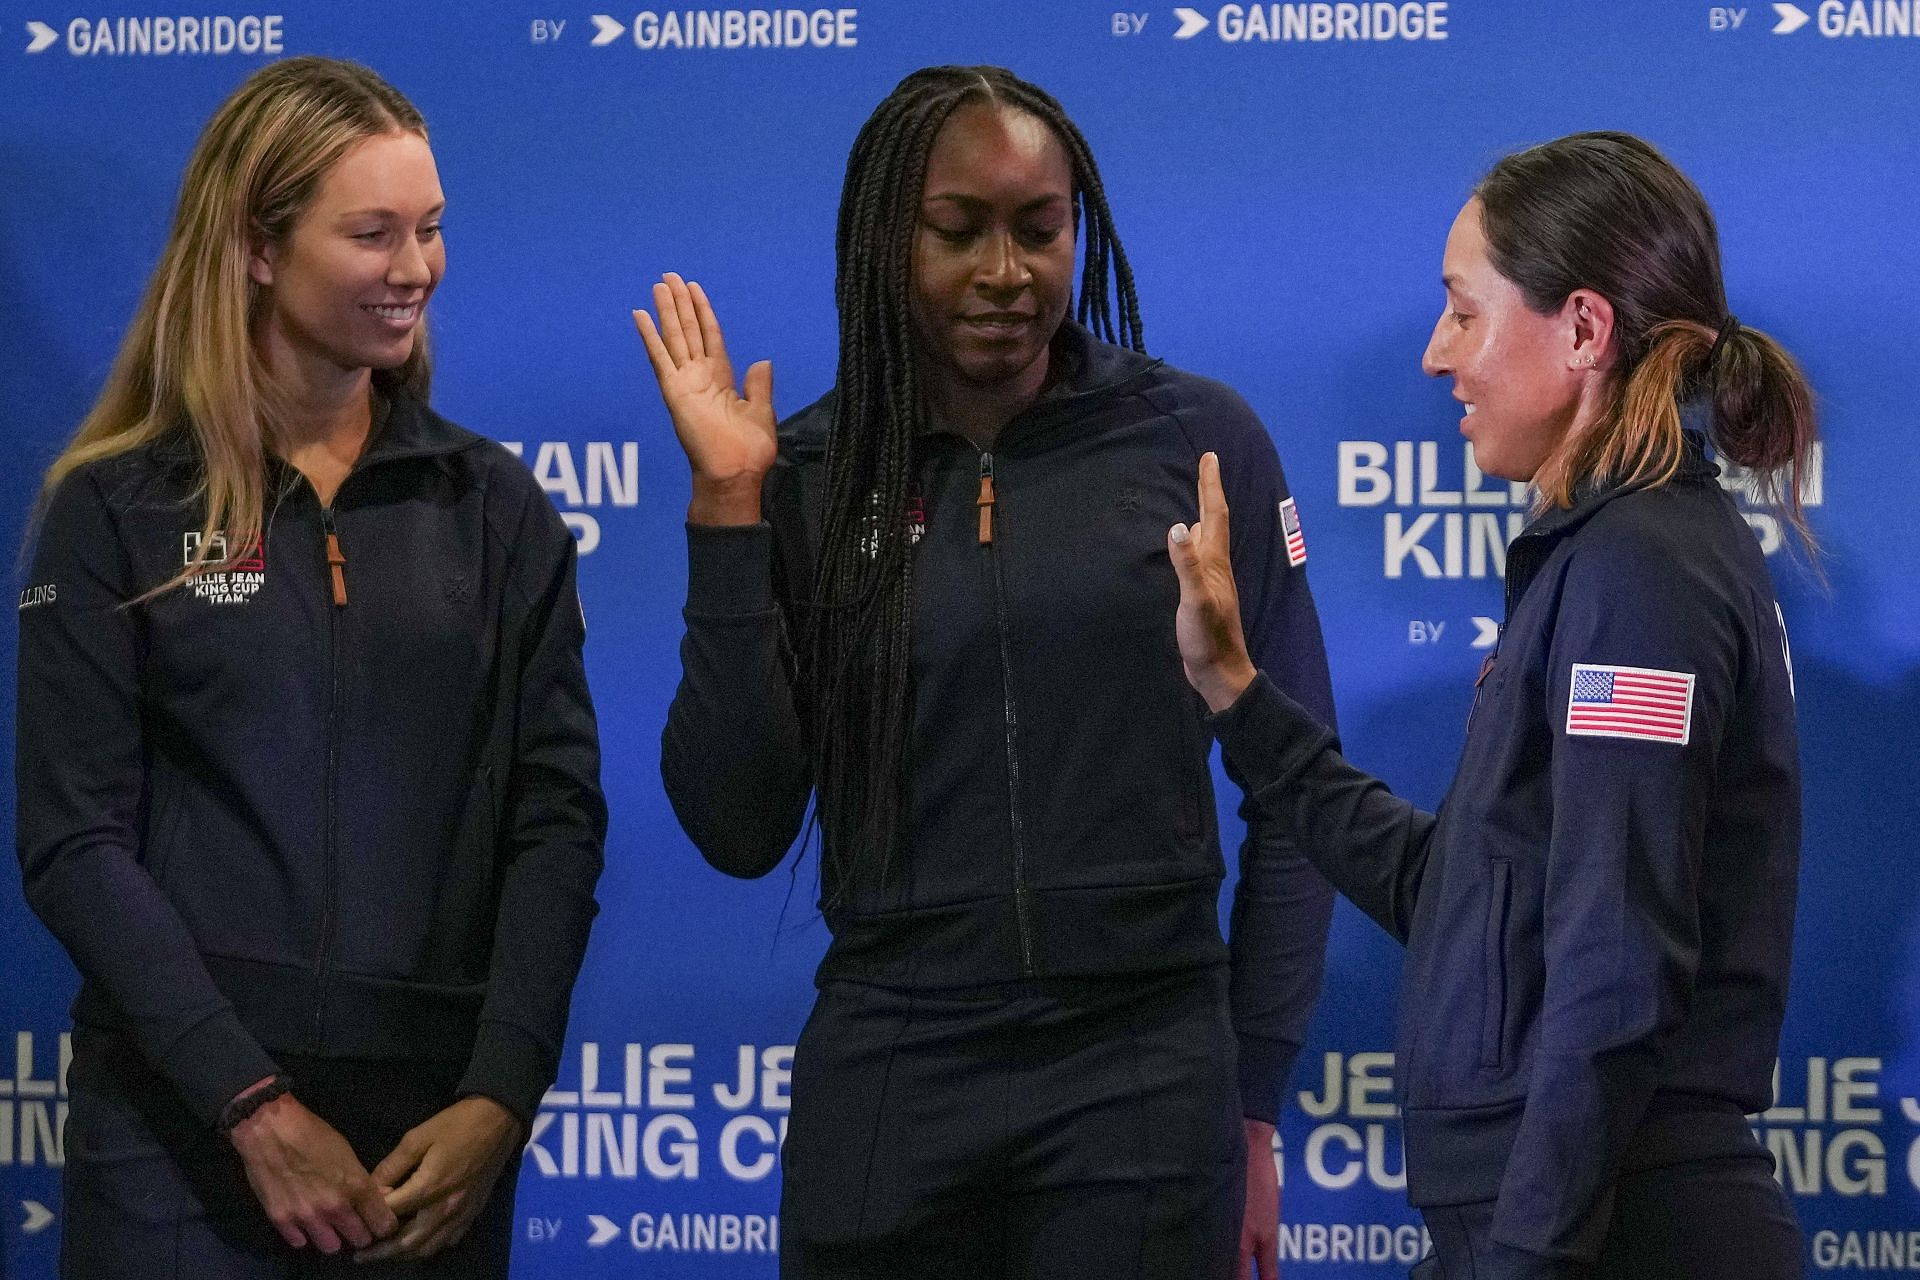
[421,761,504,980]
[1480,856,1512,1069]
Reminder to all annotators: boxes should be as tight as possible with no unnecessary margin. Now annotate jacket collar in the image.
[992,319,1163,444]
[904,319,1165,453]
[354,382,486,467]
[1516,419,1719,542]
[1503,421,1719,609]
[782,320,1164,460]
[152,379,482,472]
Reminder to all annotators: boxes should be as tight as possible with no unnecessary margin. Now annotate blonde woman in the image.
[15,57,604,1277]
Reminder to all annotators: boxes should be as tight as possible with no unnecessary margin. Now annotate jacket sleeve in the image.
[1212,676,1437,950]
[15,469,280,1128]
[1212,414,1340,1124]
[1198,401,1443,959]
[456,485,607,1123]
[658,512,812,879]
[1489,536,1739,1270]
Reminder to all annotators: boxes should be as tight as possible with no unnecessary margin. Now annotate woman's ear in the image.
[248,233,276,288]
[1565,288,1616,370]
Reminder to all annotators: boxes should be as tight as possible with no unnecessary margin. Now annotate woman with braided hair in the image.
[644,65,1336,1278]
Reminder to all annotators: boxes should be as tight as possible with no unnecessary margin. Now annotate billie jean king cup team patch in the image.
[1565,663,1696,745]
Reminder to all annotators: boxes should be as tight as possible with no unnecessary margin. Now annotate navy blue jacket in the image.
[661,323,1339,1122]
[16,389,606,1128]
[1213,433,1799,1270]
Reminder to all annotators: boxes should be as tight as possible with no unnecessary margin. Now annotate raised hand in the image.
[1167,452,1258,714]
[633,272,775,525]
[226,1090,398,1254]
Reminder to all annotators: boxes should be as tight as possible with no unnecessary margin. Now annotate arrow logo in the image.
[1173,7,1210,38]
[1470,617,1499,649]
[587,1214,621,1246]
[1771,3,1810,33]
[25,21,58,53]
[22,1201,54,1234]
[590,14,626,45]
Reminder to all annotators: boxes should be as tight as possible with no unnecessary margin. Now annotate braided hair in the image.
[804,66,1145,892]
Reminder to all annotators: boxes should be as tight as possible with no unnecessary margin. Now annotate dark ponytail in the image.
[1476,131,1818,551]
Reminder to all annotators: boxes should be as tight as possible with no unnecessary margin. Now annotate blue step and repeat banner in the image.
[3,1,1918,1275]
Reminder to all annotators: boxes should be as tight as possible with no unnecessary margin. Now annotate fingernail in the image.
[1170,524,1189,545]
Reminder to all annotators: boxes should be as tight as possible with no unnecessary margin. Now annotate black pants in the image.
[780,967,1246,1280]
[1414,1152,1802,1280]
[60,1028,516,1279]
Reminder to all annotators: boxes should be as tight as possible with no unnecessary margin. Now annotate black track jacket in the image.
[1212,432,1800,1270]
[661,323,1338,1122]
[16,390,605,1129]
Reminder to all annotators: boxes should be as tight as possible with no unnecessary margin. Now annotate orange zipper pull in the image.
[977,454,996,545]
[326,533,347,606]
[322,509,348,606]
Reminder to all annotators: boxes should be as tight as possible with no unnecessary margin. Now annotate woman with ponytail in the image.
[16,57,605,1277]
[1168,131,1811,1279]
[646,65,1337,1279]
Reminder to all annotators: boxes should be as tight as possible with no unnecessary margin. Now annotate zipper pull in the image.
[322,510,348,607]
[977,453,996,545]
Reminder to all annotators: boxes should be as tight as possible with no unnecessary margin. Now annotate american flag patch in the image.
[1278,497,1306,566]
[1566,663,1695,745]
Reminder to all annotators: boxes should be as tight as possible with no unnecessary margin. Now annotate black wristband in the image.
[216,1073,292,1134]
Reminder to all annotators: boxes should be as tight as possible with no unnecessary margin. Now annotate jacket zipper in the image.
[1467,644,1500,734]
[312,503,347,1046]
[978,452,1036,975]
[976,454,996,544]
[323,508,349,606]
[1467,528,1552,733]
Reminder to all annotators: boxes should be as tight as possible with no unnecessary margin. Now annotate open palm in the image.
[634,272,775,492]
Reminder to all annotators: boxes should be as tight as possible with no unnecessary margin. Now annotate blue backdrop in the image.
[4,2,1918,1275]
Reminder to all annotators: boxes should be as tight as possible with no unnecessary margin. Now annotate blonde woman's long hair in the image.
[37,56,430,587]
